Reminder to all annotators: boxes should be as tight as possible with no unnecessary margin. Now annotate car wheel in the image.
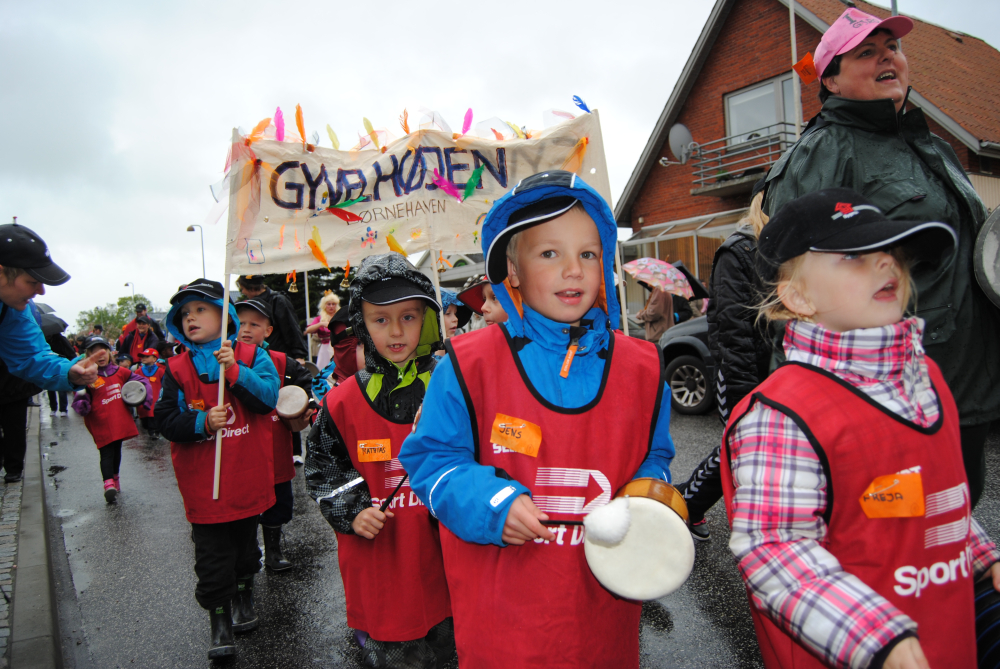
[664,354,714,415]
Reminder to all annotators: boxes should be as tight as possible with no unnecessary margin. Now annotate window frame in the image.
[724,72,796,145]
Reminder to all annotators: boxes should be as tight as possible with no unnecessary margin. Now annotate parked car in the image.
[657,316,715,415]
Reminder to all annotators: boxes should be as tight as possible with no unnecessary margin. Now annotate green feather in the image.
[333,197,365,209]
[462,165,485,202]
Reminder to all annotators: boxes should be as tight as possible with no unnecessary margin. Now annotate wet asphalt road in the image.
[38,409,1000,668]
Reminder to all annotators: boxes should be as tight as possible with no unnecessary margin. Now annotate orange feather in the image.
[248,117,271,144]
[296,104,306,149]
[399,109,410,135]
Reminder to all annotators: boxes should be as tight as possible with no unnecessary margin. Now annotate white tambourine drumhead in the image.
[974,207,1000,309]
[584,486,695,601]
[276,385,309,419]
[301,361,320,378]
[121,380,147,407]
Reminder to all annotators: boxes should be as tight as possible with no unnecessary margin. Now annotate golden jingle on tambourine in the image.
[582,478,695,601]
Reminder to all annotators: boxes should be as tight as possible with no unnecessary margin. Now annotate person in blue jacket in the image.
[0,222,98,391]
[398,170,675,667]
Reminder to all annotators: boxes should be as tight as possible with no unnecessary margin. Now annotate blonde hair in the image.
[745,192,769,237]
[318,292,341,326]
[757,248,914,324]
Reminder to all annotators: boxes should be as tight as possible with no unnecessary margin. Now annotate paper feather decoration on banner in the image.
[363,117,379,150]
[573,96,591,113]
[333,197,365,209]
[326,125,340,150]
[275,107,285,142]
[561,137,589,174]
[399,109,409,135]
[248,118,271,144]
[308,227,332,271]
[432,169,462,202]
[326,207,363,223]
[491,128,504,140]
[463,165,485,202]
[505,121,525,139]
[462,109,473,136]
[295,105,306,149]
[386,233,407,257]
[276,225,285,250]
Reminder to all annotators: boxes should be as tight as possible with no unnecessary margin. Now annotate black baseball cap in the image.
[170,278,226,305]
[237,275,265,286]
[136,315,152,325]
[361,277,440,312]
[485,194,578,283]
[235,298,273,322]
[757,188,957,282]
[84,335,111,351]
[135,303,147,312]
[0,223,70,286]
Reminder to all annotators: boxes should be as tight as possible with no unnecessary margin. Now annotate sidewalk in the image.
[8,405,59,669]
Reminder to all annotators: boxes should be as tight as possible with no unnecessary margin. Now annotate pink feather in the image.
[462,108,473,135]
[432,169,462,202]
[275,107,285,142]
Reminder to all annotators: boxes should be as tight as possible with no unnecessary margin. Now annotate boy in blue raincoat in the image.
[399,171,675,668]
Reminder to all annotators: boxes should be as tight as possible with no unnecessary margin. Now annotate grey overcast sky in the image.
[2,0,997,328]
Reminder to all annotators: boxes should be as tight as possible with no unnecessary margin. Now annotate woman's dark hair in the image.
[818,28,896,103]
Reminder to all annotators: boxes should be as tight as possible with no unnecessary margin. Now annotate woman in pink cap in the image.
[764,8,1000,512]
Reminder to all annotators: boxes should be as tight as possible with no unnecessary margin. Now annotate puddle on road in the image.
[48,465,67,477]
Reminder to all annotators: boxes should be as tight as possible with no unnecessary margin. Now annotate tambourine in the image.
[121,380,147,407]
[276,385,311,432]
[301,361,320,378]
[974,206,1000,308]
[583,478,695,600]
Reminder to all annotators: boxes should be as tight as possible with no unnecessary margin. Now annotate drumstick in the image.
[379,474,408,513]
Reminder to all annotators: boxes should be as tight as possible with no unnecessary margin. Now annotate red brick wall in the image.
[629,0,973,230]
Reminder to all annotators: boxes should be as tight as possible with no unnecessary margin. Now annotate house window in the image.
[725,74,797,144]
[981,155,993,175]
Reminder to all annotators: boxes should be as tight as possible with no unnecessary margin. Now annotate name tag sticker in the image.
[90,377,105,389]
[358,439,391,462]
[191,399,206,411]
[490,414,542,458]
[859,472,925,518]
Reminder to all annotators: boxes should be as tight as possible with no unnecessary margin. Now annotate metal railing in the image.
[690,122,797,189]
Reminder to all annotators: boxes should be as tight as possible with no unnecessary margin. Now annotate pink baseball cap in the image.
[815,9,913,78]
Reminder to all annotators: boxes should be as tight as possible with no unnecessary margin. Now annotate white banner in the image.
[224,111,610,275]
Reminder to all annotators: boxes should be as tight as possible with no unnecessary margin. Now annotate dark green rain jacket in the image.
[764,95,1000,425]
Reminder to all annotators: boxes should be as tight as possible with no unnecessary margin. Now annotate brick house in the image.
[615,0,1000,317]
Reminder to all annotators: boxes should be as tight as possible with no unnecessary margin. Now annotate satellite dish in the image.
[668,124,695,164]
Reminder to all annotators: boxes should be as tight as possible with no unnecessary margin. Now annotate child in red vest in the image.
[134,347,165,438]
[71,335,152,503]
[720,189,1000,669]
[399,171,676,668]
[155,279,279,660]
[235,298,314,571]
[305,253,454,669]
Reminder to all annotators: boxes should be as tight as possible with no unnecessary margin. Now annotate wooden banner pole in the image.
[212,274,231,500]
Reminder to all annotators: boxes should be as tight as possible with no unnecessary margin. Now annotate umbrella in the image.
[33,302,56,314]
[622,258,695,299]
[40,313,68,338]
[668,260,711,300]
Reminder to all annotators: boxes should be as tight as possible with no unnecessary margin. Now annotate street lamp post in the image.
[124,281,135,307]
[187,224,206,278]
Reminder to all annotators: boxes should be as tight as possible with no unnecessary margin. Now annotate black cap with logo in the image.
[169,278,227,305]
[235,298,273,323]
[0,223,70,285]
[757,188,958,282]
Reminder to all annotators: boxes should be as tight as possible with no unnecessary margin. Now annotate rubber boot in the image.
[103,479,117,503]
[113,475,121,492]
[208,601,236,659]
[262,525,292,572]
[231,575,259,633]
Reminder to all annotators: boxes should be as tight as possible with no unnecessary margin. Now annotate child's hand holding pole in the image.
[352,507,394,540]
[502,494,556,545]
[206,403,231,433]
[213,340,235,370]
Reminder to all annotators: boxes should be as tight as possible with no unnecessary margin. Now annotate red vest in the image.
[443,325,664,668]
[720,361,975,669]
[267,350,296,485]
[323,376,451,642]
[83,366,139,448]
[128,330,150,364]
[166,343,276,524]
[135,363,165,419]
